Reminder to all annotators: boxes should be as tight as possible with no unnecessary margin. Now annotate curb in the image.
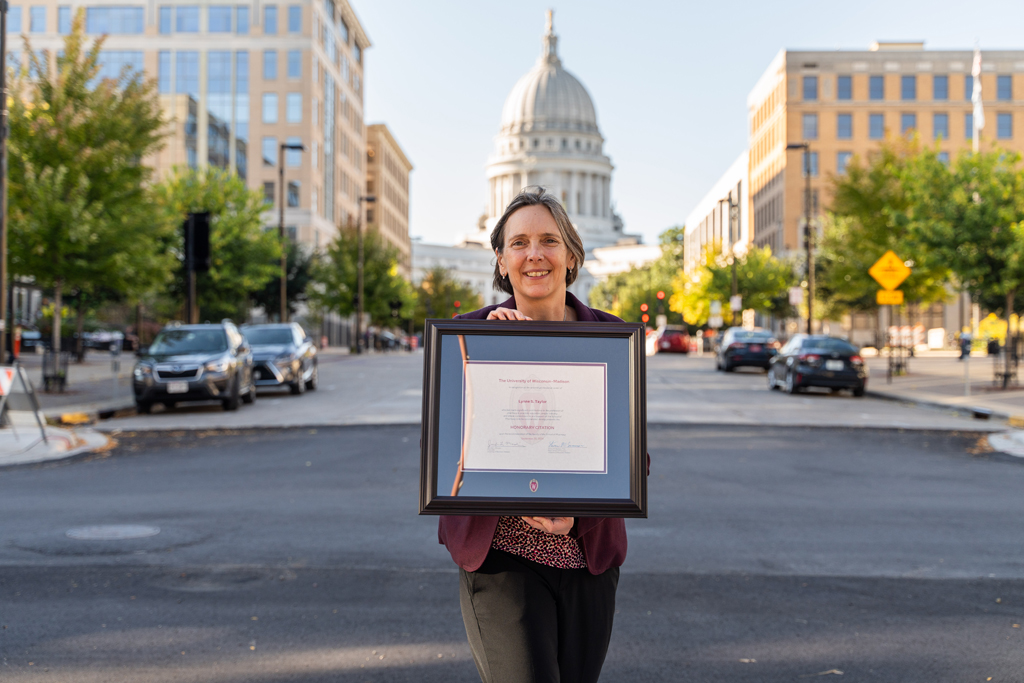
[0,427,113,469]
[865,389,1012,423]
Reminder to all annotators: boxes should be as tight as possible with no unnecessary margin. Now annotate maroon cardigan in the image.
[437,292,643,576]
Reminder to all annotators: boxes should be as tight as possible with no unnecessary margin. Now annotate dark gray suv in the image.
[133,321,256,413]
[241,323,318,395]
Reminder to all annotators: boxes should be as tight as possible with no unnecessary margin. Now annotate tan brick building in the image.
[366,123,412,279]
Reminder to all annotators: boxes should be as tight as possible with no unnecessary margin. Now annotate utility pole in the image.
[787,142,813,334]
[356,195,376,354]
[0,0,9,361]
[278,142,305,323]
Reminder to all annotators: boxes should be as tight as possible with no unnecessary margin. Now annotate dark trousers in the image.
[459,549,619,683]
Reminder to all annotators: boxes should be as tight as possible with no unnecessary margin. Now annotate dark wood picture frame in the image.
[419,318,647,518]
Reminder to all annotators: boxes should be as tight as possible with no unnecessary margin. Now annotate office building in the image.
[366,123,413,279]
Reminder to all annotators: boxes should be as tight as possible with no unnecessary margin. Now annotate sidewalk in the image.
[865,350,1024,420]
[0,420,111,467]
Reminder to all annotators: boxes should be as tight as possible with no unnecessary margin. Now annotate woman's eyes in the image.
[509,238,560,247]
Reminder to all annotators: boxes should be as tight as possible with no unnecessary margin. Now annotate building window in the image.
[287,181,300,207]
[802,113,818,140]
[869,113,885,139]
[312,140,318,169]
[263,5,277,34]
[998,112,1012,139]
[933,112,949,140]
[966,112,974,139]
[869,75,884,100]
[263,49,277,79]
[937,151,950,165]
[263,181,275,204]
[262,136,277,166]
[901,112,917,135]
[58,6,70,34]
[262,93,278,123]
[837,75,852,100]
[803,151,819,178]
[837,151,852,175]
[8,7,22,33]
[209,5,231,32]
[288,5,300,32]
[837,113,852,139]
[287,50,301,78]
[286,136,301,165]
[94,51,144,81]
[933,75,948,100]
[339,16,349,43]
[176,6,199,32]
[965,75,974,101]
[175,51,199,96]
[158,6,171,34]
[901,75,916,101]
[86,7,145,34]
[353,42,361,63]
[803,75,818,101]
[998,75,1012,101]
[158,50,171,93]
[286,93,301,122]
[29,6,45,33]
[236,6,249,33]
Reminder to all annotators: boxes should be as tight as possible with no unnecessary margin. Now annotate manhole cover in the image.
[66,525,161,541]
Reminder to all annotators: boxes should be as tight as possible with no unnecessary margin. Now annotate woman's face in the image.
[496,205,576,304]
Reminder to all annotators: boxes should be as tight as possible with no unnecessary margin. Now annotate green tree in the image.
[669,246,795,326]
[588,226,685,322]
[818,140,950,320]
[308,228,415,328]
[7,11,170,352]
[414,266,483,326]
[152,167,281,322]
[250,243,314,321]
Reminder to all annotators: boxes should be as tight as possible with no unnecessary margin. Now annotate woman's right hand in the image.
[486,307,531,321]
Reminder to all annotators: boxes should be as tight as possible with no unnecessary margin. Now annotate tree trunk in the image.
[52,280,62,355]
[1007,290,1016,349]
[75,298,86,362]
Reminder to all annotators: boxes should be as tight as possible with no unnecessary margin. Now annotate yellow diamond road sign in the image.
[869,250,911,291]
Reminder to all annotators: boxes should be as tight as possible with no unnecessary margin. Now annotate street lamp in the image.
[786,142,813,334]
[355,195,376,354]
[718,192,741,318]
[278,141,306,323]
[0,1,9,361]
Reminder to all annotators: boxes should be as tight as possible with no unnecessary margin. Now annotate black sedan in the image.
[715,327,777,371]
[241,323,318,395]
[133,321,256,413]
[767,334,868,396]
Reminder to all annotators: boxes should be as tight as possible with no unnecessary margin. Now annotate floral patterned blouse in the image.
[490,515,587,569]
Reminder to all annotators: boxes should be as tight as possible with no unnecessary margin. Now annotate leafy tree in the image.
[7,11,170,352]
[818,140,950,320]
[308,228,415,327]
[250,243,314,321]
[669,246,795,326]
[588,226,686,322]
[414,266,483,326]
[152,167,281,322]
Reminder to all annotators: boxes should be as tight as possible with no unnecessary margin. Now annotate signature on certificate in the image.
[548,440,586,454]
[487,439,527,453]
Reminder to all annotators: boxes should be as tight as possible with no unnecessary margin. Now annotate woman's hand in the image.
[487,307,532,321]
[521,516,574,536]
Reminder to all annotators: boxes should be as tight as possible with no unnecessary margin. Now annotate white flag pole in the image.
[972,47,985,153]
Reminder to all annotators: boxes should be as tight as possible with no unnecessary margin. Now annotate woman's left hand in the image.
[521,516,574,536]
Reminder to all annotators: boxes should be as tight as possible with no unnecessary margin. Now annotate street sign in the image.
[709,301,722,315]
[789,287,804,306]
[655,314,667,329]
[730,295,743,312]
[869,250,911,291]
[0,367,13,395]
[876,290,904,305]
[709,315,723,329]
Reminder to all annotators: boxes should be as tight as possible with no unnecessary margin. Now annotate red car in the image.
[656,326,691,354]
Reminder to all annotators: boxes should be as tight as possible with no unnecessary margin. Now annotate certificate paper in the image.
[461,361,607,474]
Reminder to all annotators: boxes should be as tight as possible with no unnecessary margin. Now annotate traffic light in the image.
[640,303,649,312]
[641,314,650,323]
[454,301,461,309]
[656,291,665,300]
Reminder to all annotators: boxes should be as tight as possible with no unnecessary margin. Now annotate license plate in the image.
[167,381,189,394]
[750,345,762,352]
[825,360,844,371]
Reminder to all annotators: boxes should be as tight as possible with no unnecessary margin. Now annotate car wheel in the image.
[723,363,734,372]
[785,371,799,395]
[135,400,152,414]
[767,367,779,391]
[853,385,865,397]
[290,370,307,395]
[223,377,241,411]
[242,376,256,405]
[306,363,319,391]
[163,401,176,410]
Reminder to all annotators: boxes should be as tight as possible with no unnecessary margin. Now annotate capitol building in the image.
[412,12,652,307]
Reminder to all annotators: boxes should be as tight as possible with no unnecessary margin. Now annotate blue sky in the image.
[358,0,1024,246]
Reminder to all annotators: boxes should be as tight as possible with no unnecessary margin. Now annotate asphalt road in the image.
[2,425,1023,681]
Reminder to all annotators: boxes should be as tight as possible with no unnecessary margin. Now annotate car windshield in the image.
[802,338,857,353]
[149,329,228,355]
[732,331,773,342]
[244,328,294,345]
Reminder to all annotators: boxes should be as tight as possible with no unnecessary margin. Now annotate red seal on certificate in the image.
[529,479,539,493]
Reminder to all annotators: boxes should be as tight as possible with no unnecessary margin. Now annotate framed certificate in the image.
[419,319,647,518]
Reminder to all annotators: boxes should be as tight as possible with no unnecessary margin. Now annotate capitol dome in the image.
[499,23,599,136]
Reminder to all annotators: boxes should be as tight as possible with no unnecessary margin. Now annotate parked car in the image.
[241,323,318,394]
[655,325,690,354]
[132,321,256,413]
[20,329,44,353]
[767,334,868,396]
[84,330,124,350]
[715,327,778,371]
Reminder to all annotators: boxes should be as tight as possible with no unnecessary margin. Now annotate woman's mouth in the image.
[524,270,551,279]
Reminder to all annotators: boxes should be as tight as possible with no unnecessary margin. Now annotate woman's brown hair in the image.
[490,187,586,295]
